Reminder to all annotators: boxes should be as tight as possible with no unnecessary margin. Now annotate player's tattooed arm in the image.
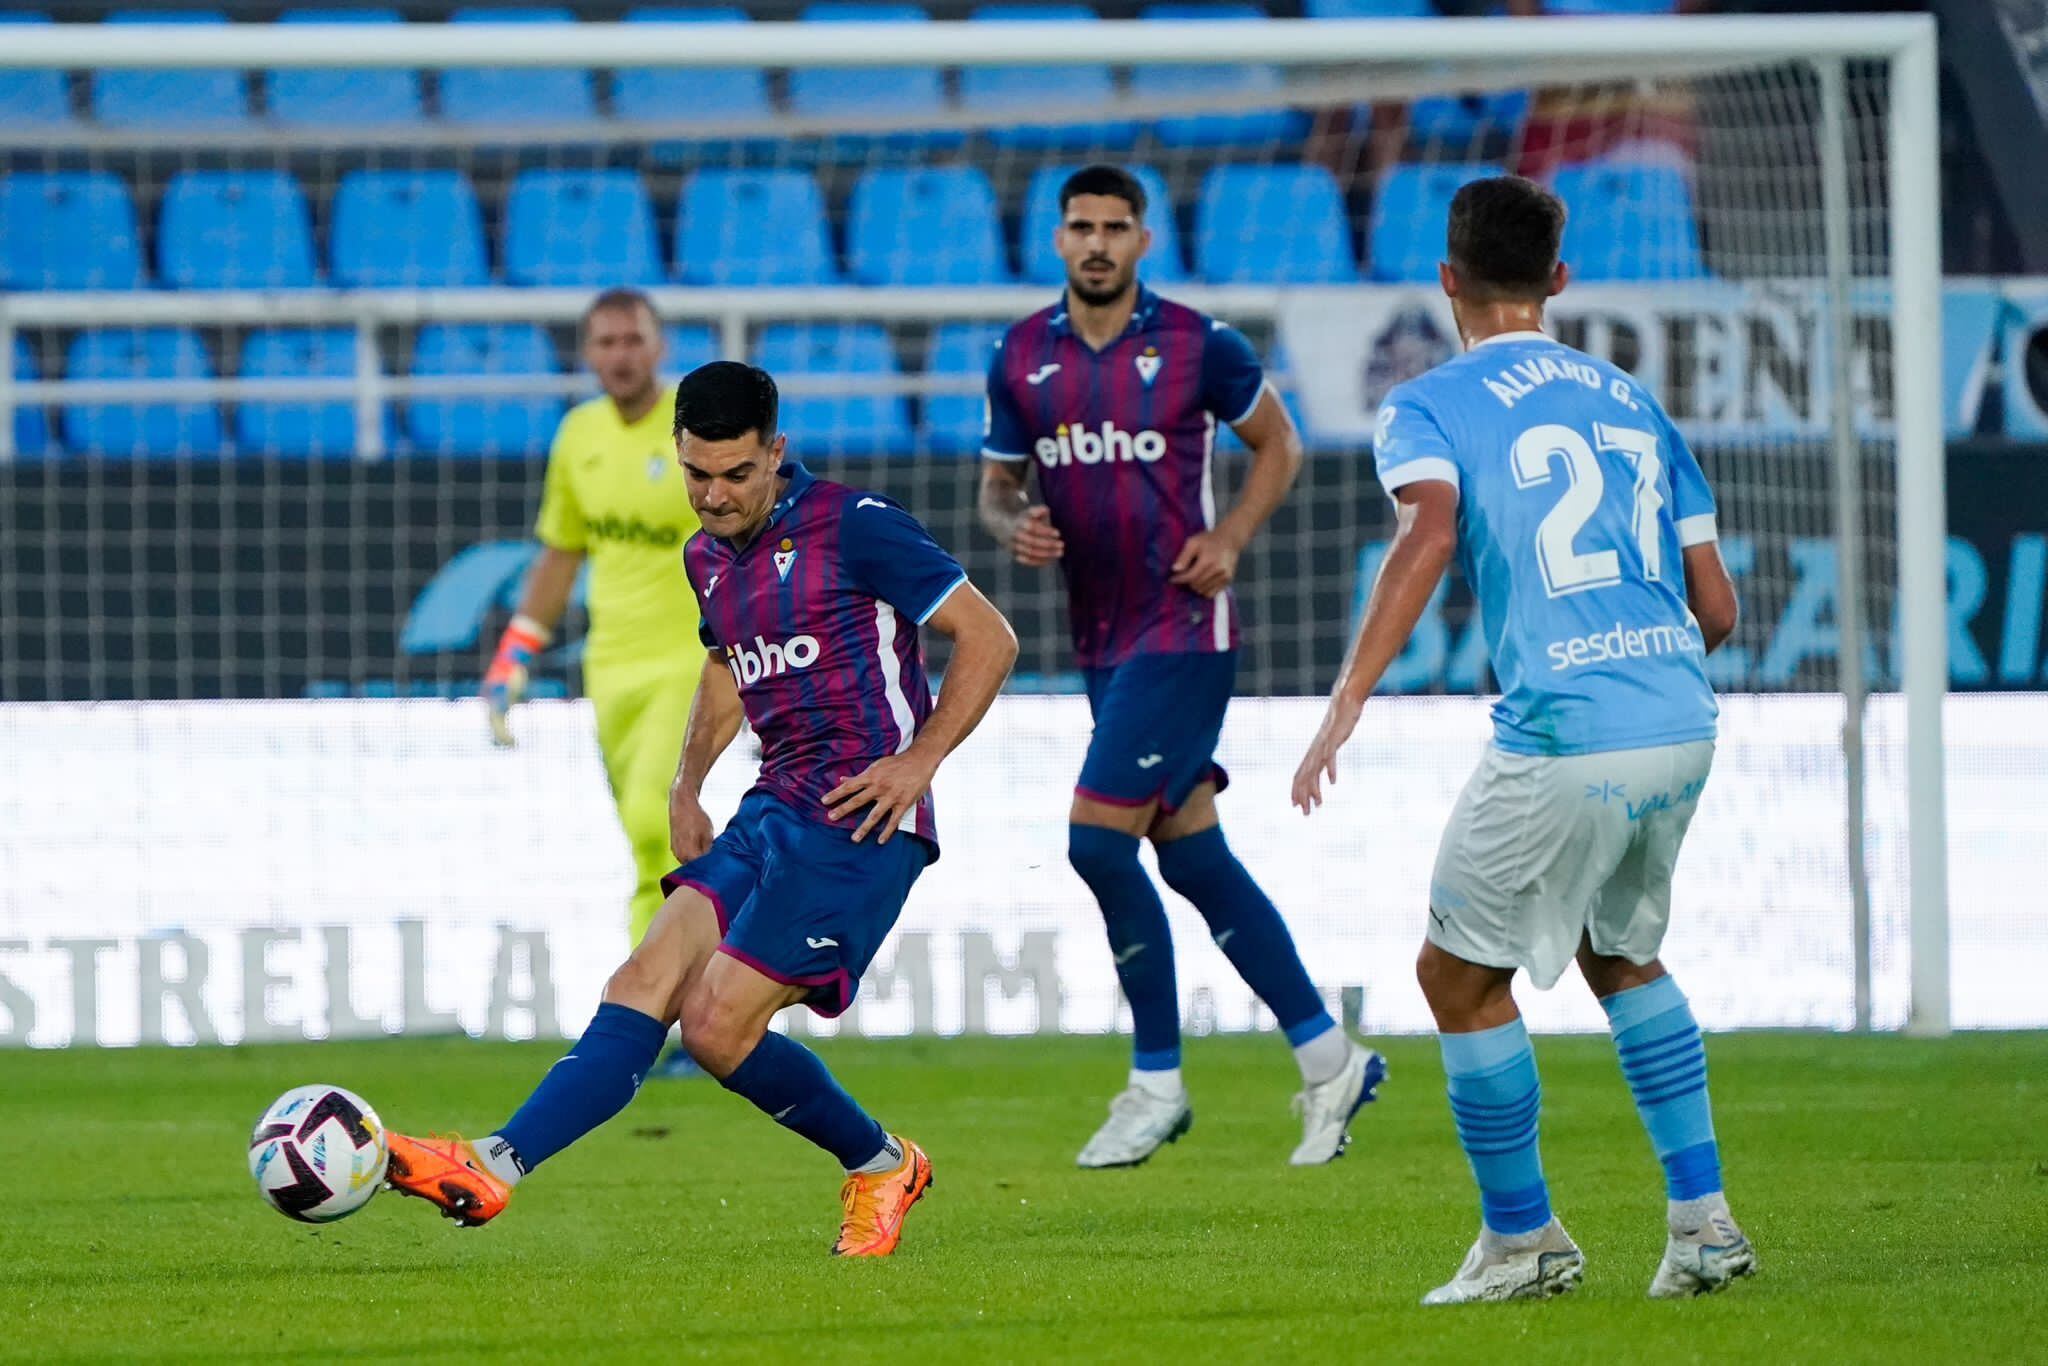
[1172,386,1303,598]
[1292,481,1458,814]
[977,459,1064,567]
[669,652,743,862]
[824,583,1019,844]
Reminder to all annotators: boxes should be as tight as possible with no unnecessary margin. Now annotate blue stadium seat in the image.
[442,8,596,124]
[614,9,771,127]
[676,170,837,287]
[0,172,145,291]
[0,15,71,127]
[848,167,1008,287]
[1304,0,1436,14]
[1196,164,1356,284]
[503,170,662,288]
[93,12,249,128]
[752,324,911,457]
[921,323,1007,458]
[789,4,959,151]
[663,324,720,374]
[1407,90,1531,150]
[407,324,564,456]
[62,329,222,459]
[1551,160,1706,280]
[267,9,423,127]
[237,327,380,459]
[964,5,1137,151]
[1021,163,1185,286]
[1368,162,1505,282]
[330,170,489,288]
[157,171,319,290]
[11,337,53,460]
[1132,4,1309,148]
[1546,0,1678,14]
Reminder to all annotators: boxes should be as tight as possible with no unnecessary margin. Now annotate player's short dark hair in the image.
[581,286,656,331]
[673,361,779,444]
[1059,164,1147,220]
[1447,175,1567,302]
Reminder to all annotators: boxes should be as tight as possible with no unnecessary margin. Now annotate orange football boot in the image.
[831,1135,933,1257]
[383,1132,513,1228]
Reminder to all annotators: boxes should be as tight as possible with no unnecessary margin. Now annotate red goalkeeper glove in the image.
[482,614,550,748]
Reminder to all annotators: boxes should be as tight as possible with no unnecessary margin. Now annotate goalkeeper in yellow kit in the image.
[482,288,703,958]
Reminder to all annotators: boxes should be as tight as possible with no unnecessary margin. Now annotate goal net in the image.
[0,12,1969,1047]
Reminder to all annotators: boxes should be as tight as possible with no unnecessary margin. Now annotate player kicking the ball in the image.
[1293,176,1753,1303]
[979,164,1384,1170]
[383,362,1018,1257]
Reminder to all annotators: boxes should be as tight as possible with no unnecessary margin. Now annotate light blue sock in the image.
[1440,1018,1551,1236]
[1602,975,1722,1201]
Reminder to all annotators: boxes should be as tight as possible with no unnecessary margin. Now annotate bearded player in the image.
[384,362,1017,1256]
[979,164,1385,1170]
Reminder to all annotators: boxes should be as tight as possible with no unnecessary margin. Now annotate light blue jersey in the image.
[1373,330,1720,756]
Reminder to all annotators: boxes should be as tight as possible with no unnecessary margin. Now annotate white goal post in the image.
[0,14,1950,1036]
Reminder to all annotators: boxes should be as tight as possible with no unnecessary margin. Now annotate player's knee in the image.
[1151,825,1226,898]
[1068,822,1140,892]
[676,987,759,1075]
[604,948,682,1025]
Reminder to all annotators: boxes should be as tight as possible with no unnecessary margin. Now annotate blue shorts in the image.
[660,790,926,1017]
[1076,649,1236,814]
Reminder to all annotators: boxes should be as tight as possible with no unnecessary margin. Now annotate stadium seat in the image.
[92,11,249,128]
[1550,160,1706,280]
[407,324,565,456]
[62,329,222,460]
[752,323,911,458]
[157,171,319,291]
[1545,0,1678,13]
[0,14,72,127]
[663,324,720,374]
[267,9,423,127]
[330,170,490,288]
[0,172,145,291]
[1131,4,1309,148]
[788,4,960,151]
[964,5,1138,151]
[441,8,596,124]
[1303,0,1436,14]
[614,9,772,128]
[1407,90,1531,150]
[11,337,53,460]
[1195,164,1356,284]
[237,327,378,459]
[1021,163,1185,286]
[675,170,837,287]
[503,170,662,288]
[1368,162,1505,283]
[920,323,1008,458]
[848,167,1009,287]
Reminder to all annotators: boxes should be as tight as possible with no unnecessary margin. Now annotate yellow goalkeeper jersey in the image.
[534,391,701,679]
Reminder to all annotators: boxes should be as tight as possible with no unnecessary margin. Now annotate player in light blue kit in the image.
[1293,176,1752,1304]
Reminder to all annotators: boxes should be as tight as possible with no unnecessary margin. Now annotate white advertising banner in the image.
[0,693,2040,1047]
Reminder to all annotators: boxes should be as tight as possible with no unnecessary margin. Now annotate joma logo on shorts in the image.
[726,634,821,687]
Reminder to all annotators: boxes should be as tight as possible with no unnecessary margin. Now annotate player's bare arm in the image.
[824,582,1018,844]
[1684,541,1740,652]
[481,542,586,747]
[1292,480,1458,813]
[668,650,744,863]
[978,458,1065,567]
[1170,386,1303,598]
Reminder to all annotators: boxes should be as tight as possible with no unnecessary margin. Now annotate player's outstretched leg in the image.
[1151,795,1385,1166]
[1068,821,1193,1168]
[1417,942,1583,1306]
[1585,953,1756,1298]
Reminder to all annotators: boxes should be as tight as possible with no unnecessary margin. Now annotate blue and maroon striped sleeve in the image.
[1199,320,1266,426]
[981,338,1032,462]
[841,495,970,625]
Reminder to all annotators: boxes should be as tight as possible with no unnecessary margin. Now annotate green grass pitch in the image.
[4,1032,2044,1363]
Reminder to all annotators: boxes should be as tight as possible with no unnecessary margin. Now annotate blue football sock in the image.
[1602,975,1722,1200]
[719,1030,890,1172]
[1154,826,1332,1042]
[1069,823,1181,1071]
[1441,1018,1552,1236]
[495,1001,667,1173]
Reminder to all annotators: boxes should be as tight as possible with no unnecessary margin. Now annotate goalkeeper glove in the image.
[483,614,550,749]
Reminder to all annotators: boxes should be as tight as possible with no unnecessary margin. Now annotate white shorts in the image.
[1427,739,1715,990]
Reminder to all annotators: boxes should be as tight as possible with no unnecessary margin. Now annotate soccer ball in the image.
[248,1084,389,1223]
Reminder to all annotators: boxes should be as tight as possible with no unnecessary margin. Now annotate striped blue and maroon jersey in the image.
[684,462,968,853]
[982,284,1266,668]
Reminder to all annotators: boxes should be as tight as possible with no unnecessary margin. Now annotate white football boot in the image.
[1074,1085,1193,1168]
[1289,1043,1389,1166]
[1649,1205,1757,1299]
[1421,1219,1585,1306]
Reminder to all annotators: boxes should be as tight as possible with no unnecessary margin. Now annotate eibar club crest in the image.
[1134,347,1162,387]
[773,537,797,582]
